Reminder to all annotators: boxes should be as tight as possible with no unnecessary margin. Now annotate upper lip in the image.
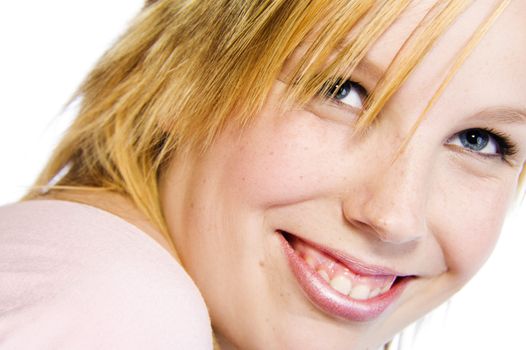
[280,230,412,277]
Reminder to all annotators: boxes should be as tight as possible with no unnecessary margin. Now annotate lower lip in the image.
[278,232,410,322]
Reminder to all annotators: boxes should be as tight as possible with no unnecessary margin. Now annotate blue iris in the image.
[459,129,490,151]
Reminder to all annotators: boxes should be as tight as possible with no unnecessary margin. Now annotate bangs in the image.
[27,0,515,245]
[284,0,511,141]
[283,0,472,131]
[146,0,497,152]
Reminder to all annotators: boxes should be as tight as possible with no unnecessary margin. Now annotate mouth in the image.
[277,230,413,322]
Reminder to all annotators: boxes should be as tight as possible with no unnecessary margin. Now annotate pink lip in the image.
[277,231,411,322]
[300,236,405,277]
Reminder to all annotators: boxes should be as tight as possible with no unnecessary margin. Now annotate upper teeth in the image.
[370,288,381,298]
[318,269,330,282]
[328,274,387,300]
[330,275,352,295]
[349,283,371,300]
[296,240,396,300]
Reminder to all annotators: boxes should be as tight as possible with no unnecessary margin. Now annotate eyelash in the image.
[453,128,518,161]
[491,129,518,158]
[321,78,519,162]
[322,78,367,111]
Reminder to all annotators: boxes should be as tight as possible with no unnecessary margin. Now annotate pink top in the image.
[0,200,213,349]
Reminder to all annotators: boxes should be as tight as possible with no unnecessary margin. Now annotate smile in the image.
[278,231,413,322]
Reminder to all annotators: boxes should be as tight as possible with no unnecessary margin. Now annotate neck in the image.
[214,331,239,350]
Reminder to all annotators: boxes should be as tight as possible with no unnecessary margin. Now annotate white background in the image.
[0,2,524,349]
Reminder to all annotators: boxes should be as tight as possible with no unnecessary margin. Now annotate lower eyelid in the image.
[444,143,519,167]
[328,99,362,115]
[305,99,360,126]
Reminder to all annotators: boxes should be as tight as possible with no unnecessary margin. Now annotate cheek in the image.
[217,111,349,207]
[434,174,513,280]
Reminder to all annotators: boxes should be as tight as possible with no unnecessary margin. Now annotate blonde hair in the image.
[24,1,516,349]
[26,0,514,241]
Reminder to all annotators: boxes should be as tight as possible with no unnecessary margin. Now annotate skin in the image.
[160,0,526,349]
[55,0,525,349]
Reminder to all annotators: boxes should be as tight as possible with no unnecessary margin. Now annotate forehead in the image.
[367,0,526,112]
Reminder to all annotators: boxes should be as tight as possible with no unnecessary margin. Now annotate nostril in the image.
[345,212,426,245]
[345,217,378,236]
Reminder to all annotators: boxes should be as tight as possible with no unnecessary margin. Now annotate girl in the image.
[1,1,524,349]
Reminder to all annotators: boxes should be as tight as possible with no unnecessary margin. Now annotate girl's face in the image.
[160,1,526,349]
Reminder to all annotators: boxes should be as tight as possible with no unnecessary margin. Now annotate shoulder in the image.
[0,200,212,350]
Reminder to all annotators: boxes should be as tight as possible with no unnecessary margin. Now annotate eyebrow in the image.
[474,107,526,125]
[332,39,386,82]
[355,57,385,82]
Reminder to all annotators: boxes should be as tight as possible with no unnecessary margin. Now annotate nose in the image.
[342,148,430,244]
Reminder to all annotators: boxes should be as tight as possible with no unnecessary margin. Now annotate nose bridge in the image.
[343,145,430,244]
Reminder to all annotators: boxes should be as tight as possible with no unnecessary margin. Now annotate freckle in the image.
[269,151,275,156]
[299,175,304,180]
[242,177,246,182]
[259,261,265,268]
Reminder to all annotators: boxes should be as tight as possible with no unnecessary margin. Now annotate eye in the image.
[324,79,367,110]
[446,128,514,158]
